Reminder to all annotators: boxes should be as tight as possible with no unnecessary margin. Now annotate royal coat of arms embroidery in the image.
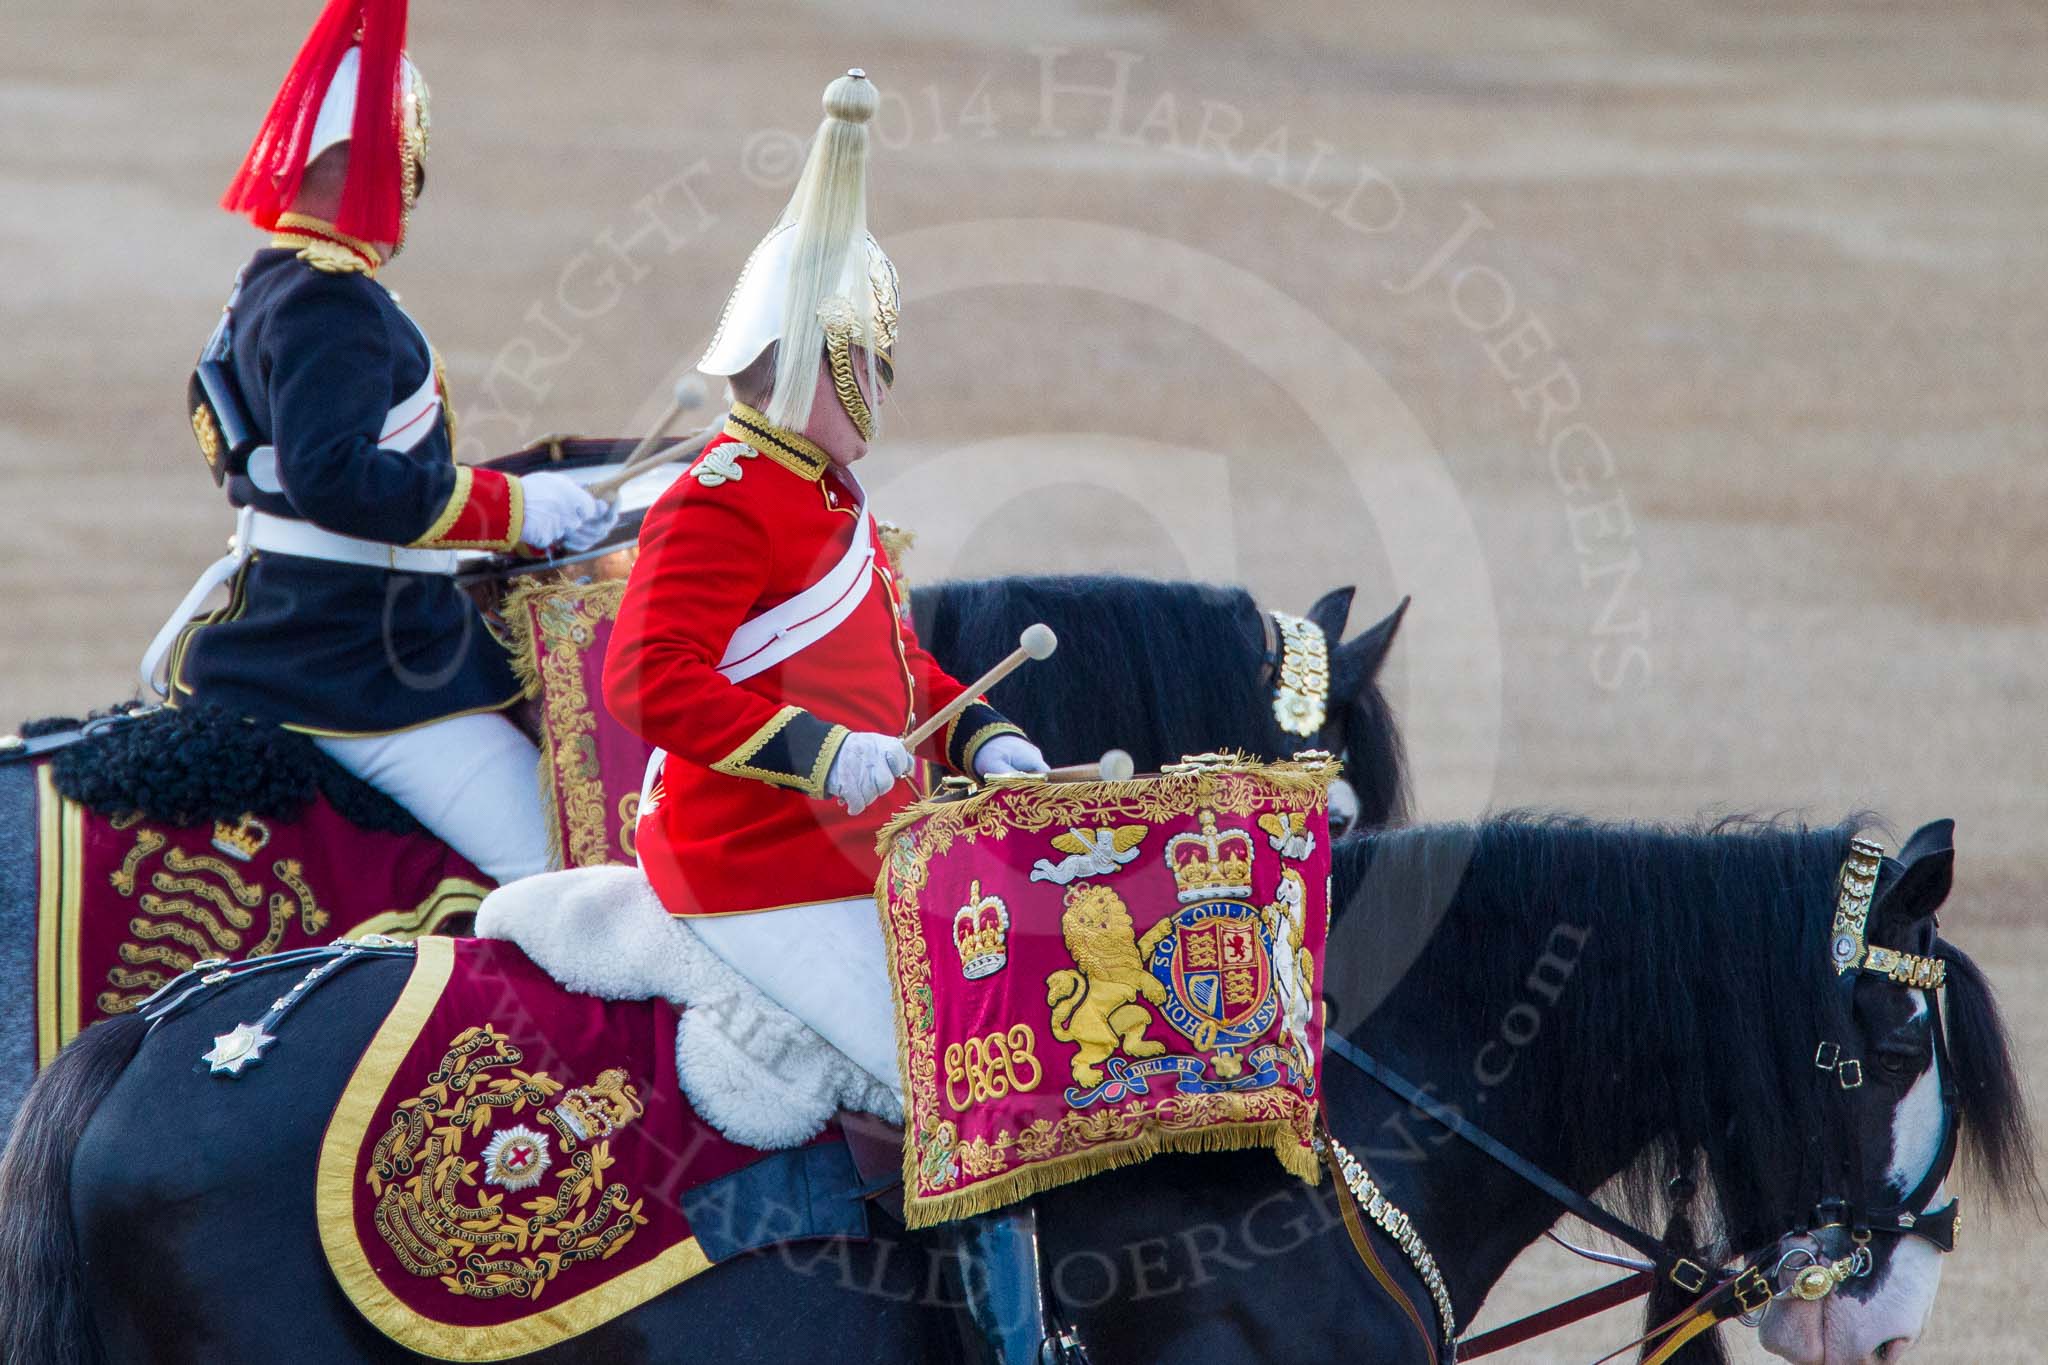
[875,756,1335,1227]
[1143,900,1278,1072]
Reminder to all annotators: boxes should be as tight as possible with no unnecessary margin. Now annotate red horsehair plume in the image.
[219,0,409,243]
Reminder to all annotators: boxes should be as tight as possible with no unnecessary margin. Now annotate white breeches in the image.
[687,896,903,1100]
[314,712,551,886]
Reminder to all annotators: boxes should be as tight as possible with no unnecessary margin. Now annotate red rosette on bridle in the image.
[219,0,409,244]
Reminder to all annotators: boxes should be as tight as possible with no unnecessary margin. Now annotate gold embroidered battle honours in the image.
[363,1023,649,1303]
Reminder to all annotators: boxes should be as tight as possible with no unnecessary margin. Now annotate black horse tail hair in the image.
[0,1012,151,1365]
[1637,1204,1731,1365]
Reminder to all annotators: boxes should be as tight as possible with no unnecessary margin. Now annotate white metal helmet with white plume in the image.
[698,70,900,434]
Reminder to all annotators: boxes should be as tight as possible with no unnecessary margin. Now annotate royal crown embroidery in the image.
[211,814,273,862]
[953,880,1010,980]
[1166,811,1255,903]
[553,1067,643,1140]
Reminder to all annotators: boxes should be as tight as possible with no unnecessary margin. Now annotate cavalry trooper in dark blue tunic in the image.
[146,0,615,883]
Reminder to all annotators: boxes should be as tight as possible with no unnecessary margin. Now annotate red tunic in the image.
[603,406,1020,916]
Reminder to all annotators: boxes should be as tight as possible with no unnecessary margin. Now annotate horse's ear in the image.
[1898,819,1955,867]
[1878,824,1955,925]
[1331,596,1411,701]
[1304,586,1356,644]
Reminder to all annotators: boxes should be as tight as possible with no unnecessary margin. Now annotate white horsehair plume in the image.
[765,70,878,432]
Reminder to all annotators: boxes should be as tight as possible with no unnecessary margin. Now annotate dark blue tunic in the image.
[169,248,523,736]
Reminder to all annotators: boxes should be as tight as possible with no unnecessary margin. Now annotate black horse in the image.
[1,814,2028,1362]
[0,575,1411,1122]
[911,576,1408,832]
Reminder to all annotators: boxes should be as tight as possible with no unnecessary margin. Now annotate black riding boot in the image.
[938,1203,1087,1365]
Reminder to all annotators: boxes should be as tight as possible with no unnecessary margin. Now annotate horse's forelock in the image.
[1332,673,1408,830]
[1934,938,2042,1208]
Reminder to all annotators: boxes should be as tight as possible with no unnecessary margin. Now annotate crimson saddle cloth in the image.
[27,757,487,1068]
[318,936,867,1360]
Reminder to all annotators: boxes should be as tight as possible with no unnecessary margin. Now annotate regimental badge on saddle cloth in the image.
[875,754,1337,1228]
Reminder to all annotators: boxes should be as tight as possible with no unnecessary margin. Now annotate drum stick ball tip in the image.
[901,623,1057,751]
[1099,749,1135,781]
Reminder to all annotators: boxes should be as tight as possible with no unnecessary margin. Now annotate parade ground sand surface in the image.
[5,1,2044,1358]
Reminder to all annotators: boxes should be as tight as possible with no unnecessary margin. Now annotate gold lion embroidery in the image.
[1044,884,1168,1087]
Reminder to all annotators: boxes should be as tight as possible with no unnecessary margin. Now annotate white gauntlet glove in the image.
[825,732,913,815]
[517,472,619,551]
[972,734,1049,778]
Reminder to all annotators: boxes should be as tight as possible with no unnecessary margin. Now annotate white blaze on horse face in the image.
[1816,990,1945,1360]
[1831,1190,1945,1361]
[1885,994,1944,1191]
[1761,993,1947,1364]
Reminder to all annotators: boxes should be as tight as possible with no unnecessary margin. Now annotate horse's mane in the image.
[1332,814,2035,1264]
[914,574,1408,828]
[914,575,1271,773]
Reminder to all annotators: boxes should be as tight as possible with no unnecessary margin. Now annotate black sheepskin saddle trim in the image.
[31,704,422,837]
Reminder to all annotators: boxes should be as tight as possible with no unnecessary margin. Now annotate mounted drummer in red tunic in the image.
[504,69,1062,1363]
[151,0,617,886]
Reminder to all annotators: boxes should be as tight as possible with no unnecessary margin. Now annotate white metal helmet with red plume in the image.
[220,0,428,247]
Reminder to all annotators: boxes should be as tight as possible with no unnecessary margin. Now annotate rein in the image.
[1318,834,1963,1363]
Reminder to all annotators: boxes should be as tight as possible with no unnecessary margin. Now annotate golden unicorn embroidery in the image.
[1044,884,1168,1087]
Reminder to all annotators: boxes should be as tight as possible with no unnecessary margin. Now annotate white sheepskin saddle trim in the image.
[473,865,900,1149]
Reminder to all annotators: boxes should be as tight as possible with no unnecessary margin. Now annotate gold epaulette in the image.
[270,213,382,275]
[292,240,373,274]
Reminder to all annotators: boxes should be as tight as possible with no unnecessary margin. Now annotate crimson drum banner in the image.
[875,754,1337,1227]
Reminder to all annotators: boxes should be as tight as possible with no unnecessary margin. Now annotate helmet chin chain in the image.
[393,72,429,258]
[819,298,882,441]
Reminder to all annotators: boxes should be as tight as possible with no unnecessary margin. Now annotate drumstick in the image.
[585,422,718,502]
[1046,749,1136,782]
[587,376,709,501]
[904,624,1057,751]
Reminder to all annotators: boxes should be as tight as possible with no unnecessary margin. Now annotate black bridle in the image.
[1321,834,1962,1362]
[1797,837,1962,1271]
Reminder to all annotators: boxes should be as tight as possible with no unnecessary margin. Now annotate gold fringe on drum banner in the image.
[901,1117,1322,1230]
[873,754,1339,862]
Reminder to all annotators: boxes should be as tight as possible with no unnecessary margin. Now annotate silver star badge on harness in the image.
[203,1021,276,1076]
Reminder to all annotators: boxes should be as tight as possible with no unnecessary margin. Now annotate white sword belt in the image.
[139,365,452,698]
